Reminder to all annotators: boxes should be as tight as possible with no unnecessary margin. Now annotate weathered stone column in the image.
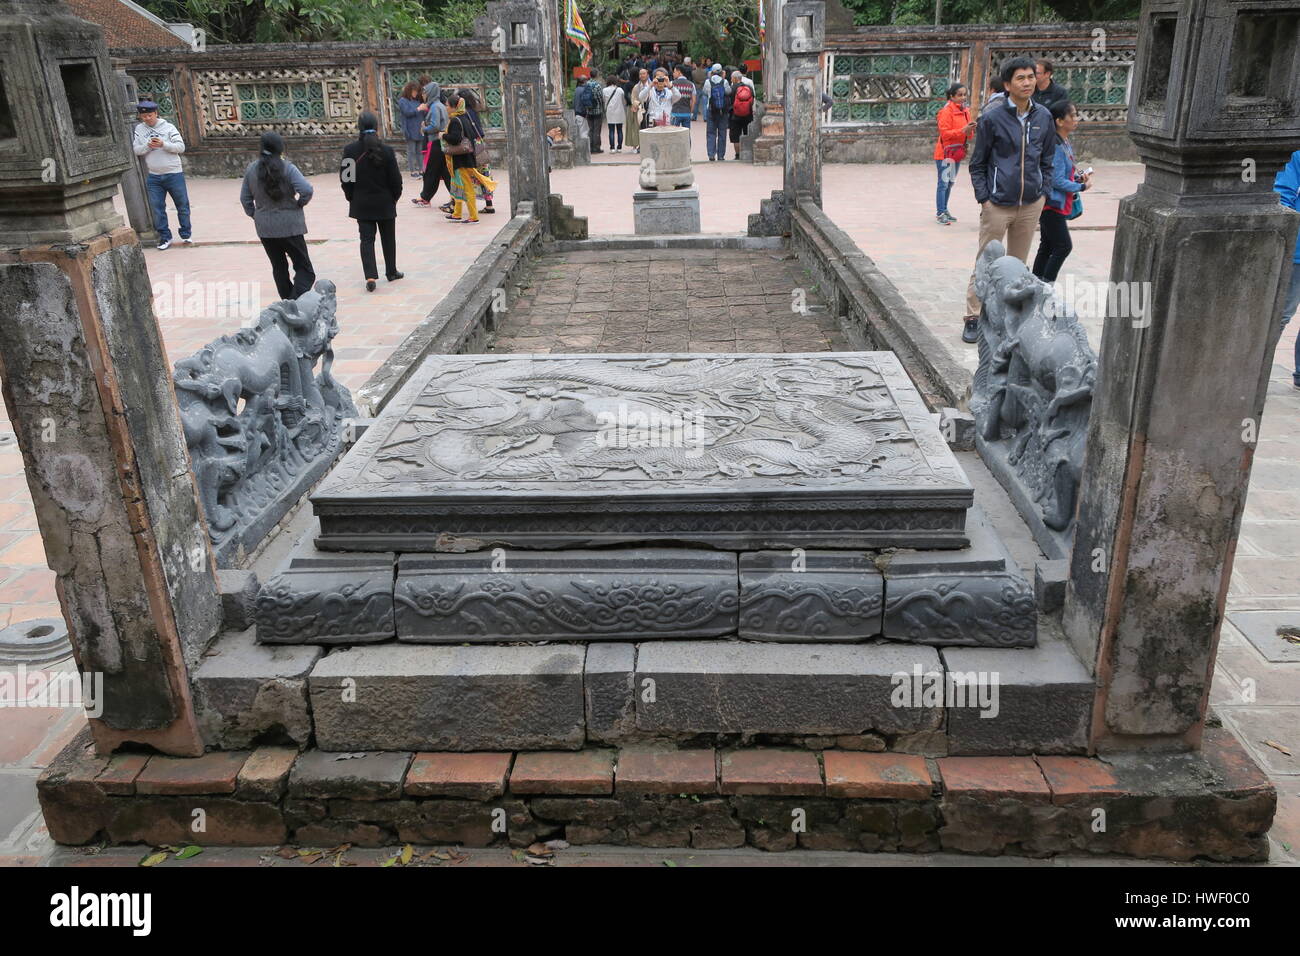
[493,0,552,235]
[752,0,787,165]
[0,0,221,755]
[783,1,825,208]
[111,63,158,245]
[1063,0,1300,752]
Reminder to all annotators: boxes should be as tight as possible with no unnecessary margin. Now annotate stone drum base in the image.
[37,728,1275,860]
[634,189,701,234]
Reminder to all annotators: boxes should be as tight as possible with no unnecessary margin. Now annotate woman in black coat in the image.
[340,111,403,291]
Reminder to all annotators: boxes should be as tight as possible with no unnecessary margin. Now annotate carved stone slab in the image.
[881,569,1037,647]
[394,549,738,642]
[312,353,973,552]
[255,554,396,645]
[738,551,883,641]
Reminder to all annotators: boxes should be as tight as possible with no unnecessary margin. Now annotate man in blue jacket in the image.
[1276,149,1300,389]
[962,56,1056,343]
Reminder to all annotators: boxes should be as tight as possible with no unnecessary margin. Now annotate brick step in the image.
[37,731,1274,860]
[192,626,1092,755]
[251,507,1038,649]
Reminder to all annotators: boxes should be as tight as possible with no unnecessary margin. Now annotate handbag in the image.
[943,142,967,163]
[443,140,474,156]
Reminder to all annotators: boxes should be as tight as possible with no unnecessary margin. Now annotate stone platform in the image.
[311,352,974,552]
[37,727,1275,860]
[634,188,702,234]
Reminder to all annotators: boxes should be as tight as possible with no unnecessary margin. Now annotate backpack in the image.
[708,78,727,111]
[733,84,753,118]
[575,83,590,115]
[586,80,605,116]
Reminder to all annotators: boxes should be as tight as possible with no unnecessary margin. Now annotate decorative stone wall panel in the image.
[739,551,884,641]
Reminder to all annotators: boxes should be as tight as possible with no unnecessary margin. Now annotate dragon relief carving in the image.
[344,355,963,490]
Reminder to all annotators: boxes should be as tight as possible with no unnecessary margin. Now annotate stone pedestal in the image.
[638,126,694,190]
[1063,0,1300,753]
[633,188,701,234]
[112,64,157,244]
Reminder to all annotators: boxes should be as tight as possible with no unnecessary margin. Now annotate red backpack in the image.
[733,84,754,117]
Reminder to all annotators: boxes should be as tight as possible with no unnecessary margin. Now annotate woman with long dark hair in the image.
[397,80,425,178]
[1033,99,1091,282]
[239,130,315,300]
[340,111,403,291]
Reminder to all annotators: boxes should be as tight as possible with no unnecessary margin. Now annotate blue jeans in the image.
[671,114,690,142]
[935,159,960,215]
[146,172,191,243]
[1278,262,1300,384]
[706,108,727,159]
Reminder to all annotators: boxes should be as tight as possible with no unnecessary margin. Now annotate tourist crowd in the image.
[574,55,756,162]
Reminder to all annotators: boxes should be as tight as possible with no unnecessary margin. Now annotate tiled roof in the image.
[63,0,189,49]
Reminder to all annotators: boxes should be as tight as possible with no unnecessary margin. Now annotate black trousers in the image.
[357,218,397,280]
[1032,208,1073,282]
[420,142,451,201]
[259,234,316,300]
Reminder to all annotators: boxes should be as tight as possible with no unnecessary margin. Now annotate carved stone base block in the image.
[394,549,738,642]
[739,551,883,641]
[255,553,396,645]
[638,126,694,189]
[312,353,974,552]
[633,189,702,235]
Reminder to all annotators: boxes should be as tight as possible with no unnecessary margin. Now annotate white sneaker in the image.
[156,240,171,250]
[182,237,194,245]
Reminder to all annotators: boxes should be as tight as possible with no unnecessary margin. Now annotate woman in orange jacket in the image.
[933,82,975,225]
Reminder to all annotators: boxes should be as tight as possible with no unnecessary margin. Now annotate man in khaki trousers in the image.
[962,56,1057,343]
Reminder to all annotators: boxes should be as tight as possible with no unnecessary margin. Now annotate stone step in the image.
[253,508,1037,648]
[193,627,1092,754]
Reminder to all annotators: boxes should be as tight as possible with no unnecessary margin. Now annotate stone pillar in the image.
[1063,0,1300,753]
[493,0,552,235]
[111,63,157,245]
[752,0,787,165]
[0,0,221,755]
[783,1,825,208]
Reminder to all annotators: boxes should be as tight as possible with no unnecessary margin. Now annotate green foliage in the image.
[423,0,487,37]
[138,0,438,43]
[837,0,1138,24]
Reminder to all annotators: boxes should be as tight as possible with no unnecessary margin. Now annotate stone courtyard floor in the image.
[0,148,1296,865]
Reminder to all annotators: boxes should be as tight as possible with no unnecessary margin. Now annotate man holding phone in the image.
[133,101,191,250]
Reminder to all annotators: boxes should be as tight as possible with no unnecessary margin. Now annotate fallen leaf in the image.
[296,847,321,857]
[380,855,398,867]
[139,851,169,867]
[511,849,526,863]
[299,852,323,865]
[400,844,413,865]
[1264,739,1293,756]
[525,842,553,857]
[174,845,203,860]
[662,859,678,867]
[275,846,297,859]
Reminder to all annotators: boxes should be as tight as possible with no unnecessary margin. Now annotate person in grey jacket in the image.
[240,131,316,301]
[132,100,190,249]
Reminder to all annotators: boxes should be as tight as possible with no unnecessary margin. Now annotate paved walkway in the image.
[1,152,1296,864]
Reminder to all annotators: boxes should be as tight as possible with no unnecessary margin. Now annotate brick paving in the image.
[0,156,1297,863]
[491,247,838,355]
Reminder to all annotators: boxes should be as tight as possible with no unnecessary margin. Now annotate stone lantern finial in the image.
[1127,0,1300,201]
[0,0,129,245]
